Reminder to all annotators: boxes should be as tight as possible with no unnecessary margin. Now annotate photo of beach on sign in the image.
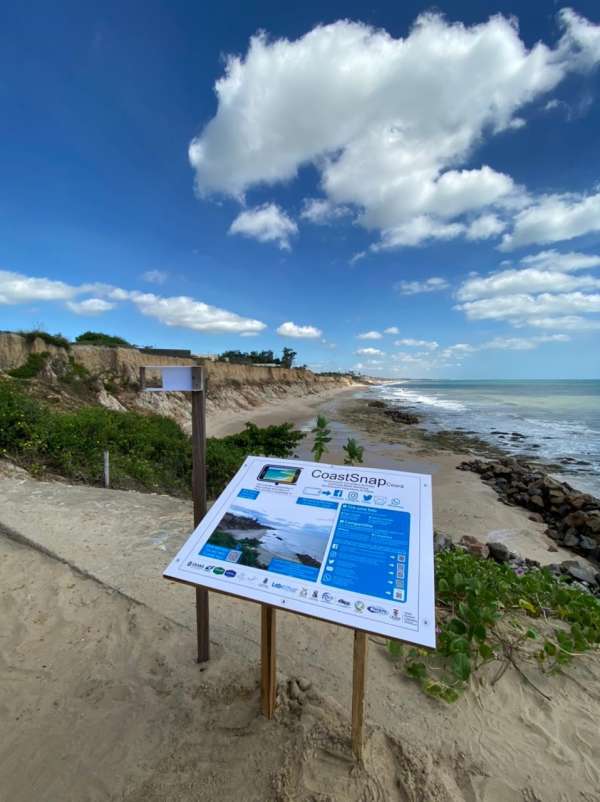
[204,499,336,571]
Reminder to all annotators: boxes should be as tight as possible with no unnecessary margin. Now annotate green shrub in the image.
[0,381,48,455]
[8,352,50,379]
[75,331,132,347]
[18,330,70,349]
[59,357,94,390]
[311,415,331,462]
[223,421,305,457]
[388,550,600,703]
[41,406,192,492]
[206,422,305,497]
[0,383,305,497]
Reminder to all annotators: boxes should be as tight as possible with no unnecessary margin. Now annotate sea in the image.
[368,379,600,499]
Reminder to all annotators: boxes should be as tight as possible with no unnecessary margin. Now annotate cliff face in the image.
[0,332,354,432]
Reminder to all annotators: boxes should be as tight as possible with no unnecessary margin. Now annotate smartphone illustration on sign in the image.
[258,465,301,485]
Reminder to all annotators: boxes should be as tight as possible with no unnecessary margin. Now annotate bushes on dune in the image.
[75,331,133,347]
[18,329,71,349]
[0,381,304,497]
[8,352,50,379]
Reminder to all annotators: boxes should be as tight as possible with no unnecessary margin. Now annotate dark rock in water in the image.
[368,400,387,408]
[560,560,599,586]
[384,408,421,425]
[529,494,544,510]
[459,535,489,559]
[434,532,454,553]
[579,536,597,552]
[563,531,580,548]
[219,512,271,531]
[488,541,510,563]
[297,553,320,568]
[491,430,510,435]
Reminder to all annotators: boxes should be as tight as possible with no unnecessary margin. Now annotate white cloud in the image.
[372,217,466,249]
[0,270,78,304]
[481,334,570,350]
[229,203,298,249]
[0,268,269,335]
[520,250,600,272]
[276,321,322,338]
[501,190,600,250]
[383,326,399,334]
[394,338,439,351]
[141,270,168,285]
[525,315,600,331]
[395,277,449,295]
[456,267,600,301]
[455,250,600,330]
[66,298,115,315]
[189,10,600,250]
[129,292,266,334]
[356,330,382,340]
[466,213,506,240]
[300,198,351,224]
[356,347,384,356]
[458,291,600,322]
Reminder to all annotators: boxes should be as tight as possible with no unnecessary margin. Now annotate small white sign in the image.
[164,456,436,647]
[144,366,194,392]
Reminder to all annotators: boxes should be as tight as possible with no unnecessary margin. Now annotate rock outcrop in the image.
[458,457,600,564]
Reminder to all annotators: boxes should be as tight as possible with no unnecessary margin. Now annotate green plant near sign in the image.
[343,437,364,466]
[311,415,332,462]
[387,550,600,703]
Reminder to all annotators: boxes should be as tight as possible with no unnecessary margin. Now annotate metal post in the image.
[103,450,110,488]
[191,366,210,663]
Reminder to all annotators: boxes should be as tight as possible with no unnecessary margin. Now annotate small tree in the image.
[281,347,297,368]
[311,415,332,462]
[343,437,364,466]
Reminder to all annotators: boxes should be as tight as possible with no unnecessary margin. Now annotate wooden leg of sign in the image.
[351,629,368,762]
[190,369,210,664]
[261,605,277,719]
[195,587,210,664]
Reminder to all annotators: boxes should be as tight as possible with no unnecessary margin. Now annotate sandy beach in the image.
[1,386,600,802]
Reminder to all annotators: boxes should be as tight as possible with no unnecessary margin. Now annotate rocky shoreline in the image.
[435,529,600,595]
[458,458,600,565]
[347,396,600,588]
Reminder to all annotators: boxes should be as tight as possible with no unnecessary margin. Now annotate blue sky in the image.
[1,1,600,378]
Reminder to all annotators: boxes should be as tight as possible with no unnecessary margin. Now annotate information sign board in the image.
[164,456,436,648]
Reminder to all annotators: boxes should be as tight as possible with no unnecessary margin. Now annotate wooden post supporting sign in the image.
[260,605,277,718]
[140,364,210,663]
[351,629,368,762]
[190,366,210,663]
